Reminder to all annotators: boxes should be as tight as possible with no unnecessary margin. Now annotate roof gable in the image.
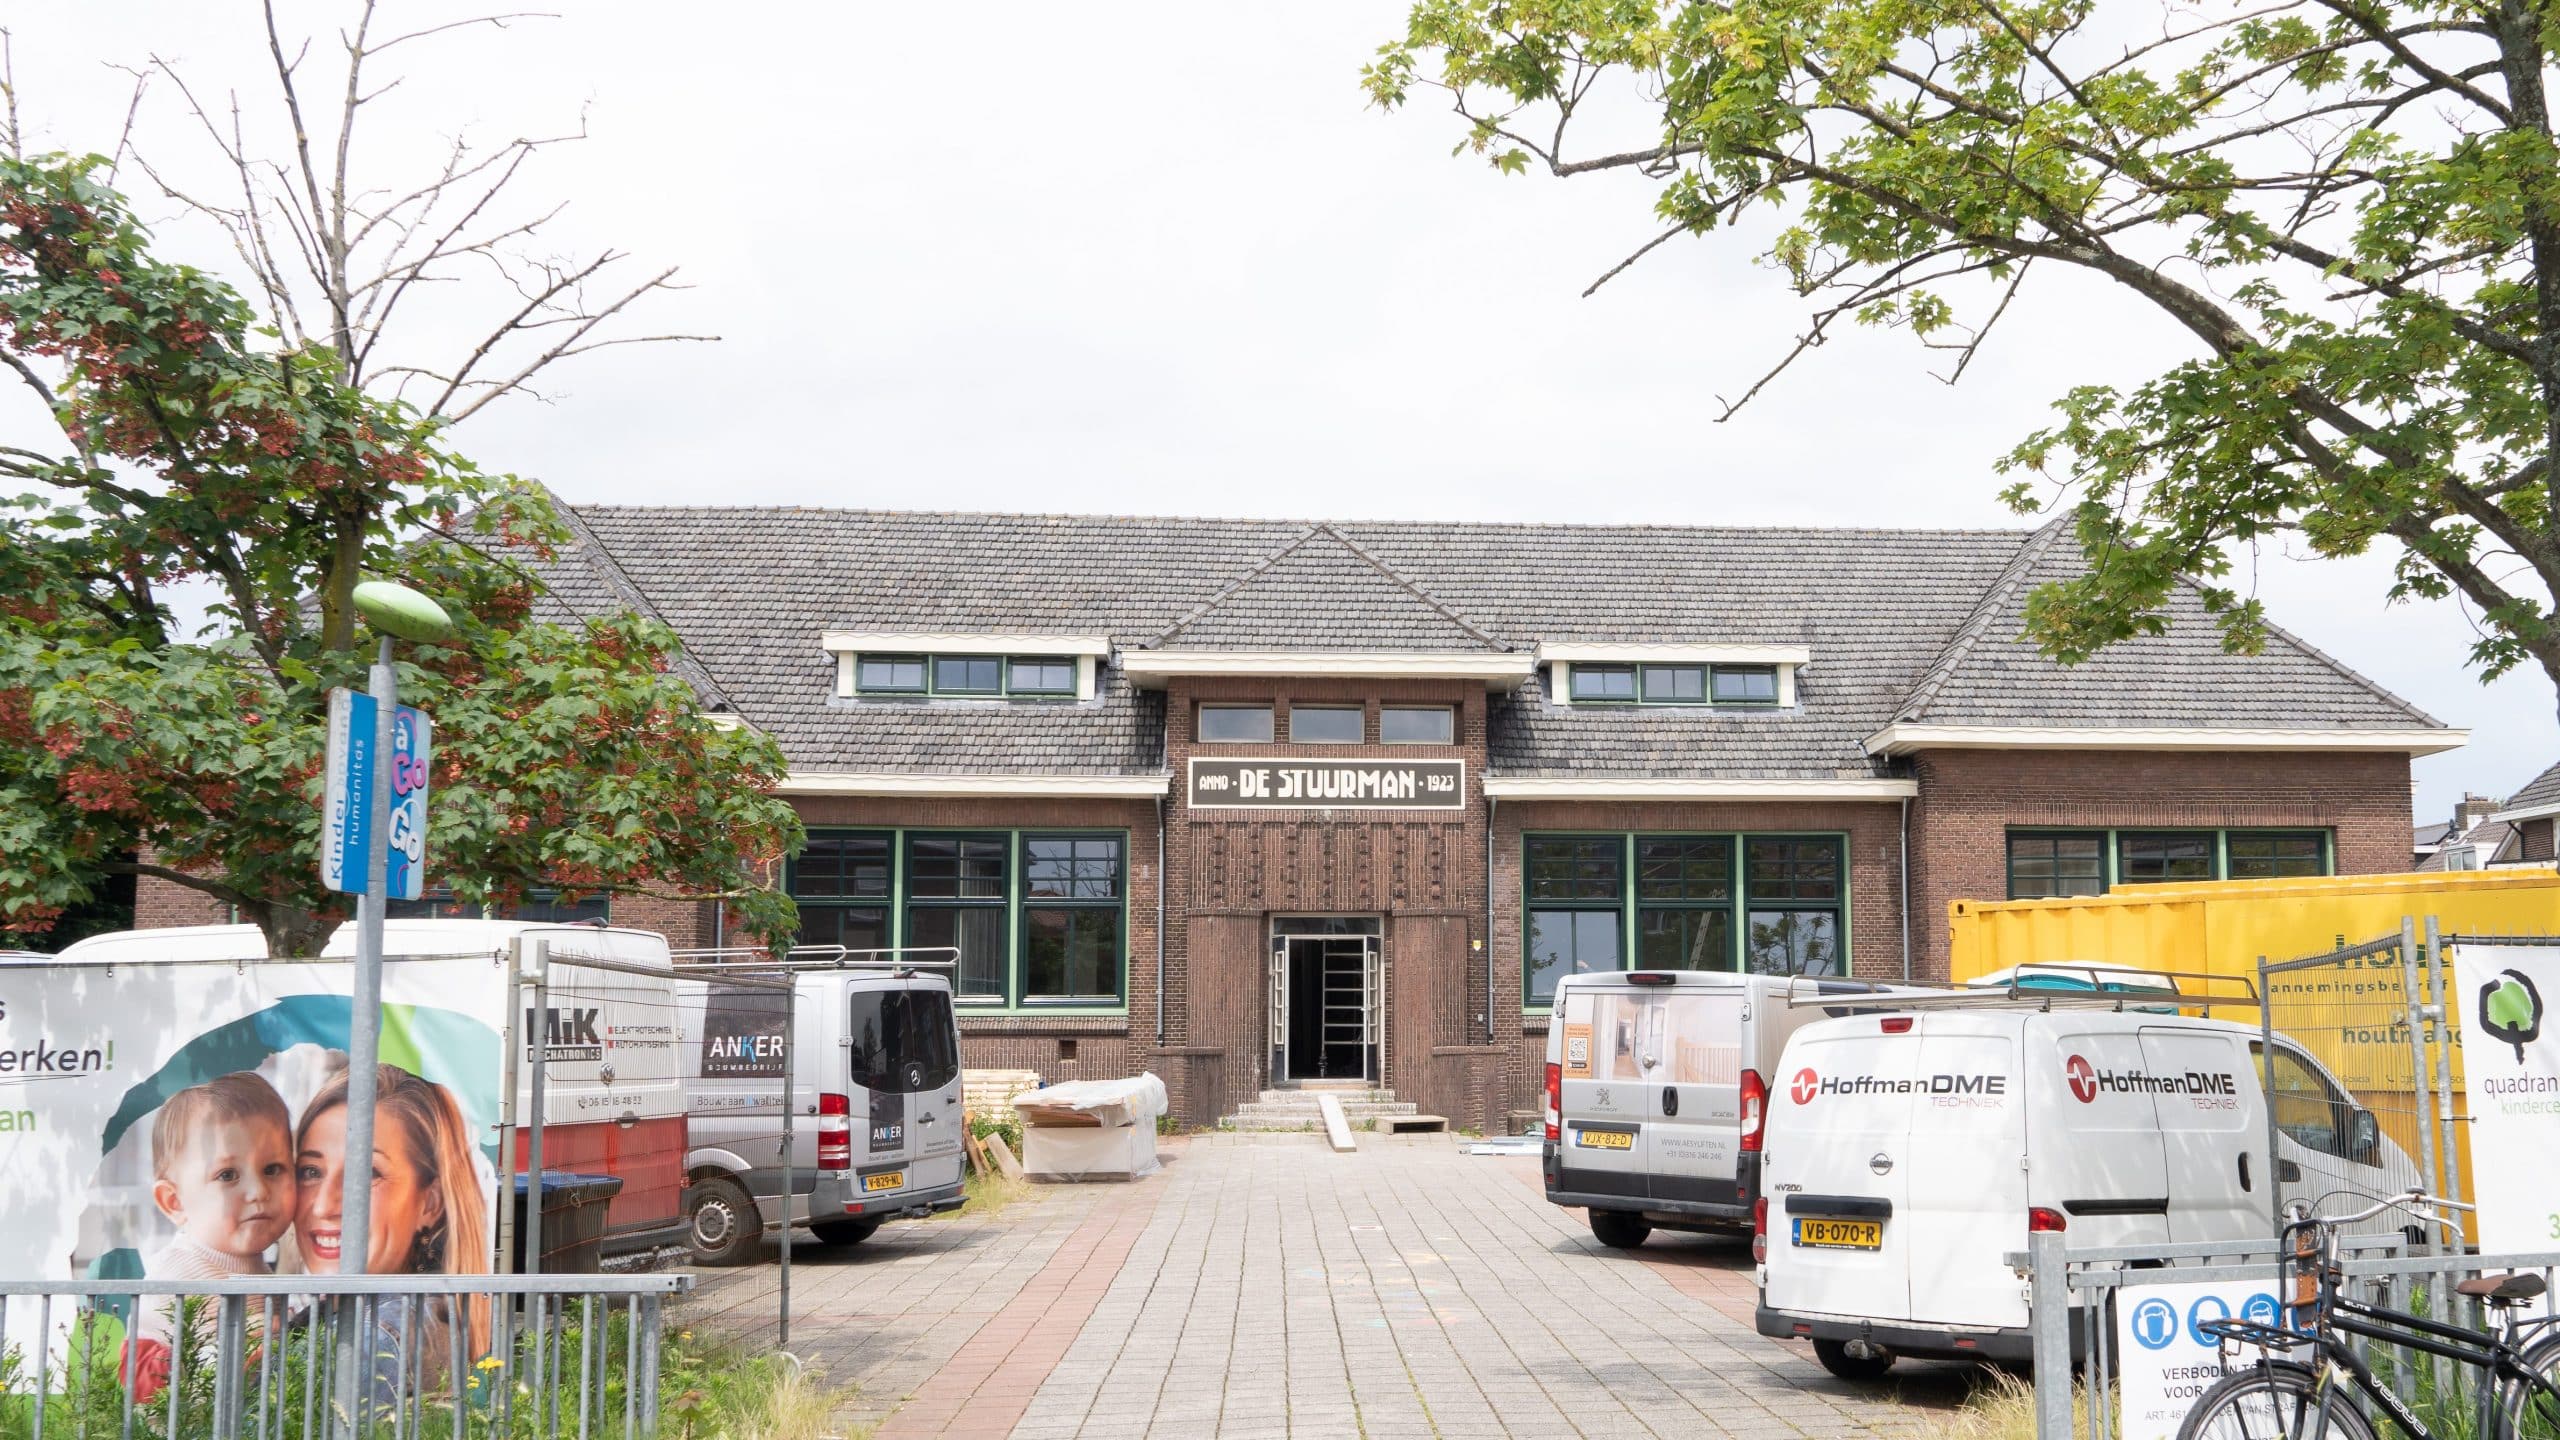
[1889,523,2438,732]
[1147,523,1504,652]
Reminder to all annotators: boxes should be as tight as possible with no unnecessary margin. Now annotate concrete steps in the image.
[1221,1088,1447,1134]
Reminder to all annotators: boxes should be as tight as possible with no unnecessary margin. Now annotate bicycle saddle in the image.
[2454,1273,2549,1305]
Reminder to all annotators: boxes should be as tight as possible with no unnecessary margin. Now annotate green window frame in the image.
[785,827,1131,1011]
[1522,830,1849,1006]
[387,886,609,924]
[854,653,1081,699]
[1568,664,1638,702]
[2001,826,2336,896]
[2117,831,2220,886]
[1007,656,1077,696]
[2007,831,2107,900]
[1639,665,1707,703]
[1710,665,1780,705]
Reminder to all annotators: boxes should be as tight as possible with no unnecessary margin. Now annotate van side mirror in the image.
[2349,1109,2380,1162]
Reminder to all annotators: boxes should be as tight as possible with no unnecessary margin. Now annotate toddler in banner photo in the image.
[124,1072,295,1395]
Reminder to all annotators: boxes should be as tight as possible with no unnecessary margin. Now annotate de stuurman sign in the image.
[1187,757,1466,810]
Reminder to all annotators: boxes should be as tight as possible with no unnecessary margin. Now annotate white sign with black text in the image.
[2114,1279,2300,1440]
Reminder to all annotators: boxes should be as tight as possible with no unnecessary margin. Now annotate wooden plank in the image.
[1317,1092,1356,1153]
[984,1131,1024,1181]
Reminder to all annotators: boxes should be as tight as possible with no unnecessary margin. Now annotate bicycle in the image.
[2177,1189,2560,1440]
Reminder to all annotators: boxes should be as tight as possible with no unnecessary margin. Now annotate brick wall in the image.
[1161,676,1490,1126]
[787,792,1164,1102]
[133,872,232,929]
[1905,747,2415,975]
[2520,817,2556,863]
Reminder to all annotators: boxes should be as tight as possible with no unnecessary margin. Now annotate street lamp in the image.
[339,579,453,1279]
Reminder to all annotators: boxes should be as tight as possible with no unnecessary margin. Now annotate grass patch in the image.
[662,1334,858,1440]
[940,1164,1033,1222]
[1921,1370,2094,1440]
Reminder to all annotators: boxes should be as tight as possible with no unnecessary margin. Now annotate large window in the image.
[1288,705,1364,744]
[1380,706,1453,744]
[1524,831,1846,1004]
[852,653,1079,700]
[2004,828,2336,897]
[1023,835,1126,1001]
[1744,837,1842,976]
[1197,704,1275,743]
[1569,665,1638,702]
[2009,832,2106,900]
[786,828,1130,1009]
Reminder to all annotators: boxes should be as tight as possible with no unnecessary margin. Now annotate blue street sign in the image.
[321,687,431,899]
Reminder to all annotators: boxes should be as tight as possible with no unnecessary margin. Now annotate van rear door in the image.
[2030,1026,2172,1249]
[1648,986,1746,1208]
[844,979,962,1200]
[1903,1022,2028,1331]
[1553,984,1653,1202]
[2139,1028,2258,1244]
[1762,1023,1918,1323]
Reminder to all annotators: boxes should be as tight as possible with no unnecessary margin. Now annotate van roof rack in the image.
[1780,966,2259,1012]
[668,944,961,974]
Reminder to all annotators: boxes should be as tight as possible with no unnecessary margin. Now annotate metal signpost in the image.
[319,582,451,1434]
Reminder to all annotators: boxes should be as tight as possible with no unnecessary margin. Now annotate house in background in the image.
[2417,763,2560,870]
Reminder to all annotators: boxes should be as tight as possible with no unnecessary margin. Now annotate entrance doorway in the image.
[1268,917,1379,1084]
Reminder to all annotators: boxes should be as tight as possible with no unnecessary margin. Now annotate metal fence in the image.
[2022,1231,2560,1440]
[0,1271,690,1439]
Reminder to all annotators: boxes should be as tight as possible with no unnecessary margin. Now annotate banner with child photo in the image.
[0,953,508,1384]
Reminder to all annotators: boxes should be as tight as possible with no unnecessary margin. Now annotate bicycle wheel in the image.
[2178,1361,2377,1440]
[2494,1332,2560,1440]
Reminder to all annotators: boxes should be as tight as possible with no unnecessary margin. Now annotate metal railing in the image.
[0,1272,690,1439]
[2019,1232,2560,1439]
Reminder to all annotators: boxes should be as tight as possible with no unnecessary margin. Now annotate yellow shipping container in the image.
[1949,867,2560,1216]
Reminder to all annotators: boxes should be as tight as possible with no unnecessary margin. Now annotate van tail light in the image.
[817,1092,853,1171]
[2028,1207,2068,1234]
[1880,1016,1914,1034]
[1752,1197,1769,1265]
[1738,1069,1768,1153]
[1625,971,1676,986]
[1543,1063,1562,1143]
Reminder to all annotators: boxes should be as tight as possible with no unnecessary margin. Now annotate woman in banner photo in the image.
[295,1062,496,1397]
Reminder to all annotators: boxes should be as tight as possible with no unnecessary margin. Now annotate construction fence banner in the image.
[2451,940,2560,1256]
[0,953,507,1369]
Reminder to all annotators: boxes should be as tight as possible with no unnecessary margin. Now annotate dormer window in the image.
[1541,644,1806,708]
[824,632,1110,702]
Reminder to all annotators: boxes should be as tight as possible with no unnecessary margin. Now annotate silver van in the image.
[1543,970,1894,1248]
[673,964,966,1265]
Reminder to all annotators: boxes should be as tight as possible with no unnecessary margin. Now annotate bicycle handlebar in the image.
[2299,1188,2475,1228]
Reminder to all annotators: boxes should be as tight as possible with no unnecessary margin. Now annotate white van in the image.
[1753,1003,2416,1379]
[54,921,694,1260]
[672,964,966,1265]
[1542,970,1903,1248]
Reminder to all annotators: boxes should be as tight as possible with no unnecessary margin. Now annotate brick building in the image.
[135,508,2466,1130]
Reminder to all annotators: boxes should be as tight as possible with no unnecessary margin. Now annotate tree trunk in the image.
[250,899,339,959]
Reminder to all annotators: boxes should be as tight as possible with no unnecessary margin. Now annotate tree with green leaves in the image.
[0,154,800,955]
[1367,0,2560,705]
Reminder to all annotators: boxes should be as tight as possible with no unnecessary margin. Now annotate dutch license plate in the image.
[863,1171,905,1193]
[1793,1218,1883,1250]
[1575,1128,1634,1151]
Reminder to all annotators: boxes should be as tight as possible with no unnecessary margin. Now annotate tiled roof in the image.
[543,506,2446,781]
[1889,521,2437,731]
[2503,760,2560,814]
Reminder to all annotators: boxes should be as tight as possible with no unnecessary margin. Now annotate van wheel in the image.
[1813,1338,1895,1382]
[1588,1210,1652,1249]
[812,1218,881,1247]
[686,1177,762,1267]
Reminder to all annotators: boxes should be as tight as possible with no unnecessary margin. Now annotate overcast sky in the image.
[13,2,2553,824]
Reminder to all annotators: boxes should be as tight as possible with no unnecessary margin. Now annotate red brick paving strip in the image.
[871,1182,1166,1439]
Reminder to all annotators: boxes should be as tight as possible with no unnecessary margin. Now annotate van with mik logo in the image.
[1540,971,1920,1249]
[1753,998,2418,1382]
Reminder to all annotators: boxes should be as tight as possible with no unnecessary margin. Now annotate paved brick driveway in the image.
[687,1134,1983,1438]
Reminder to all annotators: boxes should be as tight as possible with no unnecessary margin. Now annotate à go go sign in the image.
[321,687,432,900]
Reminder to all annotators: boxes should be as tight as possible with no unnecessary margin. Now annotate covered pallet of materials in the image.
[1013,1073,1166,1181]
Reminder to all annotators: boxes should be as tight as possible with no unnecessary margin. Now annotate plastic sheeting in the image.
[1012,1072,1166,1181]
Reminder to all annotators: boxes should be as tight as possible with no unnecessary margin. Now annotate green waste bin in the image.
[509,1173,624,1274]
